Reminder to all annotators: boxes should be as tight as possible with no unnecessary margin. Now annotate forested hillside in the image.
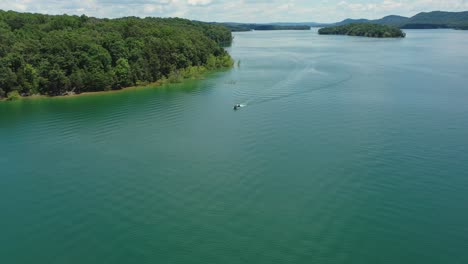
[333,16,409,27]
[402,11,468,29]
[0,10,233,99]
[332,11,468,29]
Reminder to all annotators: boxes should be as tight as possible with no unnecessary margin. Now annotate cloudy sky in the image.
[1,0,468,23]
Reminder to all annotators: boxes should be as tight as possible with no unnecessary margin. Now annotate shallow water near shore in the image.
[1,29,468,263]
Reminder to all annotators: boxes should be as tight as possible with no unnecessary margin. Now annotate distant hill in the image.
[253,25,310,31]
[333,15,409,27]
[332,11,468,29]
[402,11,468,29]
[218,23,252,32]
[334,18,371,26]
[212,23,311,32]
[373,15,410,26]
[269,22,323,27]
[214,11,468,33]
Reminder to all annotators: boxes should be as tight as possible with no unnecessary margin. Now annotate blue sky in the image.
[1,0,467,23]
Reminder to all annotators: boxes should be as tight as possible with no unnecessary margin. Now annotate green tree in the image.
[114,58,132,88]
[206,55,217,70]
[0,65,18,93]
[69,69,86,94]
[7,90,21,100]
[48,64,70,95]
[21,64,39,94]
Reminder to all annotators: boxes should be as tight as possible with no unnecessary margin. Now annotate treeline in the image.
[0,10,233,99]
[254,25,310,31]
[212,23,311,32]
[318,23,406,38]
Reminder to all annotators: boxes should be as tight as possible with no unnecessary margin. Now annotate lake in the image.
[1,29,468,263]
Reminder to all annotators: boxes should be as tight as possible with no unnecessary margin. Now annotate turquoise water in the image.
[1,29,468,263]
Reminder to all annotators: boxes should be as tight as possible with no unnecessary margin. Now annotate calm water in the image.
[1,29,468,263]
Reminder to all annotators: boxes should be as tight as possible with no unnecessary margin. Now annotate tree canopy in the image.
[0,10,233,99]
[318,23,406,38]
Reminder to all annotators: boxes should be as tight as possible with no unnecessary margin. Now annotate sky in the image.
[1,0,468,23]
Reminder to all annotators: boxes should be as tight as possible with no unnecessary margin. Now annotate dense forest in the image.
[318,23,406,38]
[0,10,233,100]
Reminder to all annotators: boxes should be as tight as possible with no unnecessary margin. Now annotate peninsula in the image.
[0,10,233,100]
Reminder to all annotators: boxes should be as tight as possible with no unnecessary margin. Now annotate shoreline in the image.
[1,80,167,102]
[0,65,232,103]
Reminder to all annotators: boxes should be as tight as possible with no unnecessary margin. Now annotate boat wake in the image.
[235,68,352,108]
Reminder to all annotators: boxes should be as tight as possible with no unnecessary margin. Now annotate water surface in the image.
[1,29,468,264]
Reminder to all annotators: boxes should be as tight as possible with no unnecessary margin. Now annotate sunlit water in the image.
[1,29,468,263]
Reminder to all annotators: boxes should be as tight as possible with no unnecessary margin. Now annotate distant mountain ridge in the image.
[268,22,323,27]
[216,11,468,31]
[211,22,311,32]
[333,15,409,27]
[402,11,468,29]
[332,11,468,29]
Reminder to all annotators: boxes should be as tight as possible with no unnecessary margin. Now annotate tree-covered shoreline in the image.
[318,23,406,38]
[214,23,311,32]
[0,10,233,100]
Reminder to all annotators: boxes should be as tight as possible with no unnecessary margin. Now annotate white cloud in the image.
[187,0,213,6]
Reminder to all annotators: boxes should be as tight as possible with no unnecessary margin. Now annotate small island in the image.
[318,23,406,38]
